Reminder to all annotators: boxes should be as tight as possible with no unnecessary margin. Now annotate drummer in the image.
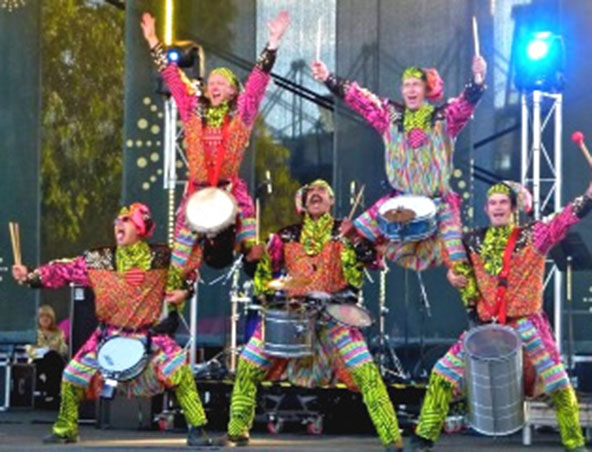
[217,179,404,452]
[141,10,290,275]
[405,181,592,452]
[12,203,212,447]
[311,52,487,302]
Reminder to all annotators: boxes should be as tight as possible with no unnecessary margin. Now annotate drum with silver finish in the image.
[463,323,524,436]
[377,194,437,242]
[97,336,149,382]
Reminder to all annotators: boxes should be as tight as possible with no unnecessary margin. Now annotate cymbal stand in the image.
[372,266,409,382]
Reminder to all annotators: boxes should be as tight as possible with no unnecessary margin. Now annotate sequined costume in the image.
[24,241,206,440]
[413,190,592,451]
[150,43,277,273]
[324,73,484,274]
[226,212,402,448]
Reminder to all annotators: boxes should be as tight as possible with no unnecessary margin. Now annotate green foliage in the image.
[40,0,124,260]
[253,118,300,238]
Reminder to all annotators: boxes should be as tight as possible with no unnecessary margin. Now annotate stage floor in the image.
[0,410,576,451]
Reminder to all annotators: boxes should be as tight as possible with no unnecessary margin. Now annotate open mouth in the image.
[309,195,323,205]
[116,227,125,242]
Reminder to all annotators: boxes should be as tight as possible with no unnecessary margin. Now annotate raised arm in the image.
[141,12,197,122]
[312,60,390,135]
[445,55,487,138]
[12,256,89,289]
[237,10,290,126]
[533,182,592,255]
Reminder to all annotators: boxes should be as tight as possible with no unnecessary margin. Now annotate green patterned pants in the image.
[53,364,206,438]
[415,373,586,450]
[227,359,402,446]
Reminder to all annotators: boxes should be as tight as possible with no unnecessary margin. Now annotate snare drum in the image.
[262,296,316,358]
[185,187,238,237]
[377,195,437,242]
[97,336,149,382]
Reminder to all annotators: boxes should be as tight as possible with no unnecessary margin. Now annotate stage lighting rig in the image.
[514,30,565,92]
[157,40,205,96]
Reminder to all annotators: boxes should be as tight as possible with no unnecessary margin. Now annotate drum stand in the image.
[372,267,409,383]
[415,270,432,379]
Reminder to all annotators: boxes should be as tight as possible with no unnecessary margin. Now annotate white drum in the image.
[97,336,149,382]
[185,187,238,237]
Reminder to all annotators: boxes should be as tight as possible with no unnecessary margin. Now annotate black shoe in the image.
[213,433,250,447]
[403,434,434,452]
[187,426,213,447]
[42,432,79,444]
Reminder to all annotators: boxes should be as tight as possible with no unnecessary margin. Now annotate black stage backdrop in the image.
[0,1,41,344]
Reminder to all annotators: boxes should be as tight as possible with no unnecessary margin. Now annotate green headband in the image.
[487,183,512,198]
[402,66,426,82]
[210,67,239,88]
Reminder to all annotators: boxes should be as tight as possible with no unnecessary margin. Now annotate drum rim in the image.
[463,324,522,361]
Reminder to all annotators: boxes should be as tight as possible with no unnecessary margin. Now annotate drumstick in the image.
[9,222,22,266]
[255,198,261,243]
[347,185,365,221]
[472,16,483,85]
[315,18,322,61]
[571,131,592,170]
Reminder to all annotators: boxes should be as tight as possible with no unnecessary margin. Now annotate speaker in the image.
[69,285,98,421]
[69,285,98,358]
[9,363,35,408]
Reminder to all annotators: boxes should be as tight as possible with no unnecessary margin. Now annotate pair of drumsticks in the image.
[9,221,22,266]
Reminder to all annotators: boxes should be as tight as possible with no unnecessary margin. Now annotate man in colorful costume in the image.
[311,56,486,300]
[217,180,404,451]
[141,11,290,275]
[405,181,592,452]
[12,203,211,446]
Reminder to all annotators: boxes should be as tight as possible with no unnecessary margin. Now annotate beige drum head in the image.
[378,195,437,220]
[185,187,238,236]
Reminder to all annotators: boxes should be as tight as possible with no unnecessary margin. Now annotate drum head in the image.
[185,187,238,234]
[326,303,373,328]
[464,324,521,360]
[98,337,145,373]
[378,195,437,219]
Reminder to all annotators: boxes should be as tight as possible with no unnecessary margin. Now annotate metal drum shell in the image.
[463,323,524,436]
[262,308,314,358]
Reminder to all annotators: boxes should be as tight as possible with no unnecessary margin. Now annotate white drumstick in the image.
[472,16,483,85]
[315,18,322,61]
[472,16,480,57]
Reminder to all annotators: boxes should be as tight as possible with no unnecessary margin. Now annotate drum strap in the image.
[205,118,230,188]
[486,226,520,324]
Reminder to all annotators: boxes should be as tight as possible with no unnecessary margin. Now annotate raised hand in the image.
[472,55,487,84]
[164,289,189,305]
[141,12,159,48]
[267,10,291,50]
[12,264,28,284]
[311,60,329,82]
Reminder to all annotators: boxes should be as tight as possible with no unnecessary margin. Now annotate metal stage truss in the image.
[520,90,564,353]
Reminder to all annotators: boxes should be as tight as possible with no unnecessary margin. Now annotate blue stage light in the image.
[166,48,181,63]
[514,30,565,92]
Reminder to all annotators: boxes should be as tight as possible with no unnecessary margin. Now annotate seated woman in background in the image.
[26,305,68,402]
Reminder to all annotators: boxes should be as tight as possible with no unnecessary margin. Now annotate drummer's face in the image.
[114,215,141,246]
[485,194,514,227]
[401,77,426,110]
[207,73,237,107]
[305,185,334,218]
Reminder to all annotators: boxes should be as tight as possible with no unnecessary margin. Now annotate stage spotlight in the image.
[166,48,181,63]
[514,30,565,92]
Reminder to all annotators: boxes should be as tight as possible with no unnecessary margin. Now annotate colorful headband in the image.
[402,66,444,102]
[294,179,335,214]
[487,181,533,213]
[210,67,239,89]
[118,202,155,238]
